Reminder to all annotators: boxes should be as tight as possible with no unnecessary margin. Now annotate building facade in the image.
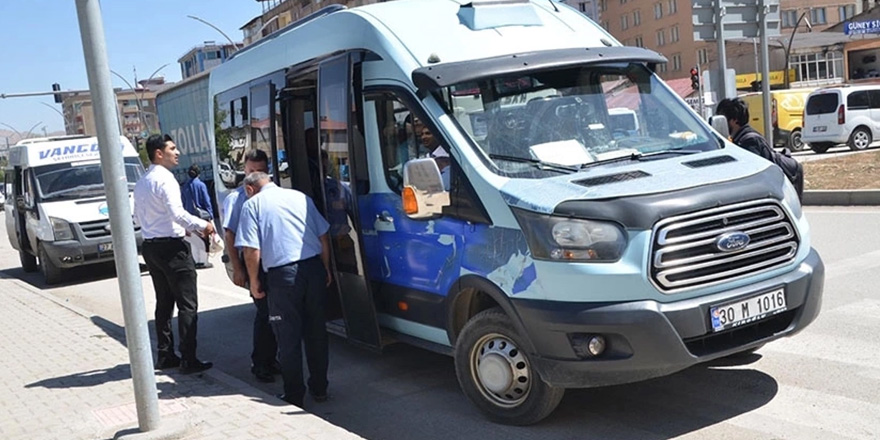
[178,42,243,80]
[60,84,162,144]
[599,0,863,84]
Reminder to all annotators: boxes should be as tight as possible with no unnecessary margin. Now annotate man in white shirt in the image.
[134,134,215,374]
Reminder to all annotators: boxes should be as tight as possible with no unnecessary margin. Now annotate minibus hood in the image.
[499,147,773,215]
[39,194,135,224]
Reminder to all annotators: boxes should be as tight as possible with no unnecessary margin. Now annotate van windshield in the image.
[34,157,144,201]
[440,63,719,178]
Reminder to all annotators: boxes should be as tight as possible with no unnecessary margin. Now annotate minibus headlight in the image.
[513,208,627,262]
[50,217,75,241]
[781,178,803,219]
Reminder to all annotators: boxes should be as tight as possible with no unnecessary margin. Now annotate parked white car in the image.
[803,85,880,154]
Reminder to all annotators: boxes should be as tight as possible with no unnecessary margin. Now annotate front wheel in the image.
[39,244,65,285]
[787,130,805,151]
[848,127,872,151]
[454,308,564,425]
[20,249,38,273]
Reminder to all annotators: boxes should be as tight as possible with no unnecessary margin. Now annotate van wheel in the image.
[20,249,38,273]
[787,130,805,151]
[810,143,831,154]
[39,244,64,285]
[454,308,564,425]
[848,127,872,151]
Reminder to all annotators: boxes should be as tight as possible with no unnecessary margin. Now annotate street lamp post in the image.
[1,121,42,141]
[187,15,238,50]
[783,11,813,89]
[40,102,72,133]
[110,64,167,137]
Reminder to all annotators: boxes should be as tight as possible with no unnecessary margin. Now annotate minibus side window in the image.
[367,93,447,193]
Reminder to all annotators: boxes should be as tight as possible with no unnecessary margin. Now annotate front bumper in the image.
[512,248,823,388]
[42,232,144,269]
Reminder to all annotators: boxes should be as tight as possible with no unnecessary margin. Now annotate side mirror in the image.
[709,115,730,139]
[401,158,449,219]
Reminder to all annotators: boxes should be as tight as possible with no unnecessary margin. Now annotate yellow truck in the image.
[740,88,815,151]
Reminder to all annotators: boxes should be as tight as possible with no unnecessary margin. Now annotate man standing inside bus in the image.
[134,134,214,374]
[236,172,332,407]
[221,149,278,383]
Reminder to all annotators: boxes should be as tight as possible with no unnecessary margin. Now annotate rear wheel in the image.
[848,127,872,151]
[19,249,38,273]
[39,244,65,285]
[810,143,831,154]
[454,308,564,425]
[787,130,805,151]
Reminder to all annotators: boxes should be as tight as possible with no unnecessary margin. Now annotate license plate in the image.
[98,242,113,252]
[710,289,786,332]
[813,126,827,132]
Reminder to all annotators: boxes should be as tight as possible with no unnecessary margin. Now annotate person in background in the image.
[181,164,214,269]
[715,98,804,201]
[236,172,332,408]
[222,149,279,383]
[134,134,214,374]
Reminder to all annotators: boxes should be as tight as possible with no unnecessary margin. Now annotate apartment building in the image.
[60,83,163,144]
[599,0,865,84]
[178,42,243,80]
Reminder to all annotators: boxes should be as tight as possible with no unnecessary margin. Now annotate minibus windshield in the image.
[34,157,144,201]
[441,63,720,178]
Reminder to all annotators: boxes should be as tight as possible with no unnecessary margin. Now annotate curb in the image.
[803,190,880,206]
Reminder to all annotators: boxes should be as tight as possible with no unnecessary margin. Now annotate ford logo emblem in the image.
[715,231,750,252]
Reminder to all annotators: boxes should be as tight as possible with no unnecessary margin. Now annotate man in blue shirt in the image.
[181,164,214,269]
[221,150,278,383]
[236,172,331,407]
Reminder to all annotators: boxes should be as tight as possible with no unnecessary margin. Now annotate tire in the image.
[787,130,805,151]
[19,249,38,273]
[810,143,831,154]
[848,127,872,151]
[454,308,564,425]
[39,244,65,285]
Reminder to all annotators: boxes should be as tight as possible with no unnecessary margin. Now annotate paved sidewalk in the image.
[0,275,364,440]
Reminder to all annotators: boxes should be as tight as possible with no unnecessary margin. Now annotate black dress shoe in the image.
[251,365,275,383]
[154,356,181,370]
[179,359,213,374]
[275,393,303,407]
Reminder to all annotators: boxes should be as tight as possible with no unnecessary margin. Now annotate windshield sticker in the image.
[98,203,109,216]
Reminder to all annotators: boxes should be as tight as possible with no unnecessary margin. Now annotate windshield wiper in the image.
[42,183,106,199]
[488,154,578,173]
[580,149,701,169]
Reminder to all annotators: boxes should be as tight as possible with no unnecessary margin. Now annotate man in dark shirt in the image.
[715,98,804,200]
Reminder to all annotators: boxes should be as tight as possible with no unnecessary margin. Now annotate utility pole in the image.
[74,0,170,436]
[714,0,730,101]
[759,0,774,145]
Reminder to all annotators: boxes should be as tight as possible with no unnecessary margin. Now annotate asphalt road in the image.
[2,207,879,440]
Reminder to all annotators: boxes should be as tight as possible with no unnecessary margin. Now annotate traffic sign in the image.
[693,0,780,41]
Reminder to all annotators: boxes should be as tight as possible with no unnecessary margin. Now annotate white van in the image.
[3,135,145,284]
[802,85,880,153]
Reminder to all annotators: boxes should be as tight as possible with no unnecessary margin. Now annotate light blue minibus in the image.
[209,0,823,424]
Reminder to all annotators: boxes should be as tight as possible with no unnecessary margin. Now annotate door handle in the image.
[376,211,394,223]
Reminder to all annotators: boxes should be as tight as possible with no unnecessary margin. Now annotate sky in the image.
[0,0,263,135]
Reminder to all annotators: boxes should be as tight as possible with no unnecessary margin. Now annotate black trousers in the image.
[266,257,328,404]
[142,238,200,362]
[252,270,278,369]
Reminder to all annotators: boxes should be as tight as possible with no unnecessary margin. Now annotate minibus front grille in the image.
[78,219,140,239]
[650,200,799,292]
